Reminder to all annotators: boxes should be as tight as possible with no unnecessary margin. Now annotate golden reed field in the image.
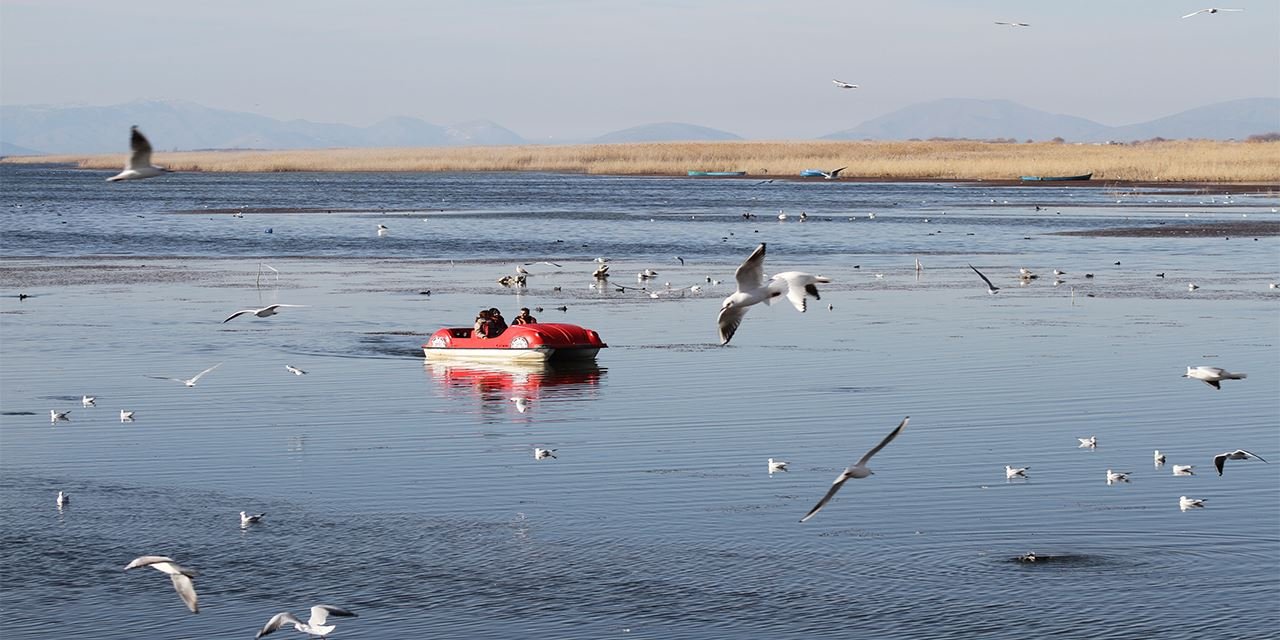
[5,139,1279,183]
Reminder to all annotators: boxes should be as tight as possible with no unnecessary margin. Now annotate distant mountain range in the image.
[1,98,1275,155]
[823,97,1280,142]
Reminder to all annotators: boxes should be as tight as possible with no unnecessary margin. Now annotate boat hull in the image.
[1019,173,1093,181]
[687,170,747,177]
[422,323,606,363]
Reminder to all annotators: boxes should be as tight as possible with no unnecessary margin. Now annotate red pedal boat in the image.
[422,323,607,363]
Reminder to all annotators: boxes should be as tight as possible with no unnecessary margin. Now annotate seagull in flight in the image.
[800,417,909,523]
[820,166,847,180]
[285,365,307,376]
[124,555,199,613]
[1184,365,1246,390]
[146,362,222,387]
[256,605,357,639]
[1182,7,1243,18]
[223,304,307,323]
[718,243,829,345]
[106,126,170,182]
[832,80,859,89]
[994,21,1030,27]
[240,511,266,526]
[969,264,1000,294]
[1213,449,1267,476]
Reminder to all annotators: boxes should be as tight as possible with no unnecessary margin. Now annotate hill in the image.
[591,122,743,143]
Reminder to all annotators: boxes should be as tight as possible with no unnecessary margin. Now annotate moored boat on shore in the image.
[1019,173,1093,181]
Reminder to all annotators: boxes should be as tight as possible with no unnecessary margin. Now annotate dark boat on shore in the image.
[1019,173,1093,182]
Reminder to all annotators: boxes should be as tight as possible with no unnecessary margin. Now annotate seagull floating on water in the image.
[106,126,170,182]
[768,458,789,474]
[376,224,388,237]
[1179,496,1206,511]
[511,397,530,413]
[1078,436,1097,449]
[81,395,96,407]
[256,605,357,639]
[57,491,69,508]
[145,362,222,387]
[1172,464,1195,476]
[240,511,266,526]
[223,304,307,323]
[120,409,135,422]
[124,555,199,613]
[832,79,858,89]
[50,409,70,424]
[718,243,829,345]
[1181,7,1243,18]
[534,447,557,460]
[285,365,307,376]
[1213,449,1267,476]
[1184,365,1246,390]
[1005,465,1030,479]
[800,417,908,523]
[1154,450,1166,465]
[1106,469,1131,485]
[969,264,1000,295]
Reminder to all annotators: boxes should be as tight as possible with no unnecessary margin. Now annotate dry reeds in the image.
[5,139,1277,182]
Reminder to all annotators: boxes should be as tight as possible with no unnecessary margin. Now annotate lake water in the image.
[1,164,1278,639]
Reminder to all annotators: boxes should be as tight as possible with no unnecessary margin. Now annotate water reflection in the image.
[424,360,606,419]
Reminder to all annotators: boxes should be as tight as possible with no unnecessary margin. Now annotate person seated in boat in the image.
[473,309,493,338]
[512,307,537,325]
[487,307,508,336]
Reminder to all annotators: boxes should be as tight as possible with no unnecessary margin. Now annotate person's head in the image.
[479,309,492,318]
[489,307,502,316]
[519,307,530,316]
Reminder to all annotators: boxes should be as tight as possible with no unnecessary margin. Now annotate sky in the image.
[2,0,1277,141]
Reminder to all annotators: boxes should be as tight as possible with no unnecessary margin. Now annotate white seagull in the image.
[81,395,96,407]
[1154,450,1166,465]
[1005,465,1030,479]
[511,397,530,413]
[718,243,829,345]
[285,365,307,376]
[969,264,1000,295]
[57,491,69,508]
[820,166,847,180]
[994,21,1030,27]
[1179,496,1206,511]
[376,224,388,237]
[145,362,222,387]
[1078,436,1097,449]
[768,458,789,474]
[1172,464,1195,476]
[800,417,909,523]
[256,605,357,639]
[124,555,199,613]
[120,409,135,422]
[1106,469,1131,485]
[832,79,858,89]
[223,303,307,323]
[1213,449,1268,476]
[534,447,557,460]
[106,126,170,182]
[1181,8,1243,18]
[240,511,266,526]
[50,409,70,424]
[1184,365,1246,390]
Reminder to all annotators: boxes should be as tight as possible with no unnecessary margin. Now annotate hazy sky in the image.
[2,0,1277,140]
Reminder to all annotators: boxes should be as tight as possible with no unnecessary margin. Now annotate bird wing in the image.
[1239,449,1268,462]
[1181,9,1208,18]
[125,555,176,570]
[257,612,302,639]
[144,375,187,384]
[223,309,256,323]
[188,363,222,383]
[855,417,909,467]
[767,272,818,312]
[169,573,199,613]
[799,474,850,523]
[734,243,767,290]
[128,127,154,170]
[830,166,847,177]
[717,303,749,345]
[310,605,357,626]
[1213,454,1227,475]
[969,264,997,290]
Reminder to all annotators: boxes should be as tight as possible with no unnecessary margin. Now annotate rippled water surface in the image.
[2,165,1278,639]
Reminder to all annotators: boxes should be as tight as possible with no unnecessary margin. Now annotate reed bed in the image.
[5,140,1278,182]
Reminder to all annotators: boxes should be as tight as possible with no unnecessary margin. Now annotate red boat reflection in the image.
[424,359,605,414]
